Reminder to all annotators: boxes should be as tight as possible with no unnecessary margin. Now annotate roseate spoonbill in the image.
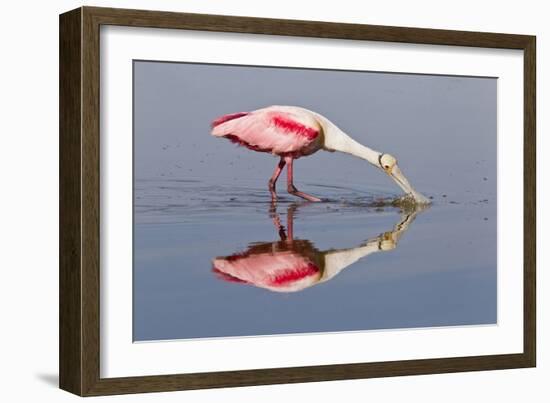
[211,105,430,203]
[212,203,423,293]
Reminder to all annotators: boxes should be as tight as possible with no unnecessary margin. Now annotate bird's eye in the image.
[384,165,390,169]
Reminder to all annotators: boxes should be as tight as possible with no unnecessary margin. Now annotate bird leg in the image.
[285,157,322,202]
[286,205,294,240]
[269,200,287,241]
[268,157,286,201]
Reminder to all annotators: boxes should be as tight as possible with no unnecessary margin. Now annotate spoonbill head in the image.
[378,154,430,204]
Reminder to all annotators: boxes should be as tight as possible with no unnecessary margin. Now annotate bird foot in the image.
[287,186,322,202]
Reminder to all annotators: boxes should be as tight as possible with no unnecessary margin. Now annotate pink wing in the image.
[212,252,321,293]
[210,108,321,157]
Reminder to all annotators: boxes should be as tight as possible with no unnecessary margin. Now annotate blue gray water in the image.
[132,61,497,341]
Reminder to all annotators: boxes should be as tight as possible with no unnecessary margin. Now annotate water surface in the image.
[133,180,496,341]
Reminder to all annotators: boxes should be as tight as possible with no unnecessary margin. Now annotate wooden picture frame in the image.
[59,6,536,396]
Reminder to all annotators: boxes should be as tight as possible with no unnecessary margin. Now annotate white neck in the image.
[318,209,420,283]
[312,112,381,166]
[321,242,380,282]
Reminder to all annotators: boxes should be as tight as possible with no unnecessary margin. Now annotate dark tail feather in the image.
[211,112,249,128]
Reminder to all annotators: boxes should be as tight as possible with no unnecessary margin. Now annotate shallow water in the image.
[133,179,496,341]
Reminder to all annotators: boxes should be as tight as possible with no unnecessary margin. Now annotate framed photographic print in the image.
[59,6,536,396]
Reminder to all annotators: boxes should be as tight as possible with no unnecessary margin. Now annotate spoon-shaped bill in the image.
[390,165,431,204]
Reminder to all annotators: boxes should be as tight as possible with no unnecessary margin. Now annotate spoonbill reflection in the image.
[212,203,424,293]
[211,106,429,203]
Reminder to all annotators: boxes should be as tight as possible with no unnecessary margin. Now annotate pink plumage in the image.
[211,106,322,158]
[212,248,321,292]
